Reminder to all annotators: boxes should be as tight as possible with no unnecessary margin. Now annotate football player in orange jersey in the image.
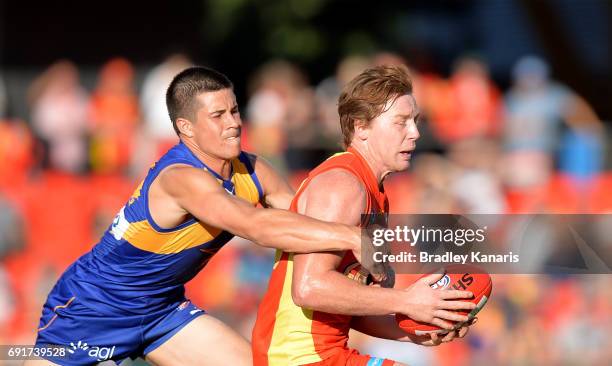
[253,65,476,366]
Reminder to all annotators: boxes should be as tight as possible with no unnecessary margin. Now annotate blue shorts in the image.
[34,279,205,365]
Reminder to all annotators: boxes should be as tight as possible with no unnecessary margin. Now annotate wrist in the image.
[350,226,361,251]
[392,292,414,316]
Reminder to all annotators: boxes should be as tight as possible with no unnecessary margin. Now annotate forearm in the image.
[350,315,414,342]
[294,270,401,316]
[249,208,359,253]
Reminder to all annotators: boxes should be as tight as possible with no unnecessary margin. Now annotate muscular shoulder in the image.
[158,164,219,198]
[299,168,366,224]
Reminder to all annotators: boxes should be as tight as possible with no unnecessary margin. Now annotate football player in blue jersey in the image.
[27,67,384,366]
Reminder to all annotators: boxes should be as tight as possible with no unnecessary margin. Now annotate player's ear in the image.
[176,118,194,137]
[354,119,369,141]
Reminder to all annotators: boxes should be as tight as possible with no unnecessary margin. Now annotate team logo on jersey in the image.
[110,207,129,240]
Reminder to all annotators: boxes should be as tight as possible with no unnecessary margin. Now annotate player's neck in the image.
[348,144,391,185]
[182,139,233,179]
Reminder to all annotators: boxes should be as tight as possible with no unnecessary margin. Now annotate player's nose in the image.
[225,113,242,128]
[408,123,420,141]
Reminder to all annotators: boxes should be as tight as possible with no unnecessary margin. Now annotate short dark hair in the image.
[338,65,413,148]
[166,66,233,135]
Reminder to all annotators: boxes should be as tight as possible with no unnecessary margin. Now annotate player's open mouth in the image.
[399,151,412,159]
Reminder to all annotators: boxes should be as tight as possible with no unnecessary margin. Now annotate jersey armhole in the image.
[239,151,265,204]
[143,159,199,233]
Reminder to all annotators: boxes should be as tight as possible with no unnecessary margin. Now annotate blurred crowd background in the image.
[0,0,611,365]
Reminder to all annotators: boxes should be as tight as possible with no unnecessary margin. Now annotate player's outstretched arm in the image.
[290,169,476,330]
[158,164,360,254]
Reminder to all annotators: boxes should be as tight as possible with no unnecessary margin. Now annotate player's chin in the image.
[223,138,242,156]
[393,157,411,172]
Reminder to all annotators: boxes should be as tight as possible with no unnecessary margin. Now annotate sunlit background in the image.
[0,1,611,365]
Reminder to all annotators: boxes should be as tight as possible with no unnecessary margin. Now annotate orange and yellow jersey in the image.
[59,141,263,314]
[252,147,388,366]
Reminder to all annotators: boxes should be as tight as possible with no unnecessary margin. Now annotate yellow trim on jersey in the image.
[272,249,283,270]
[231,158,261,204]
[124,157,260,254]
[328,151,350,159]
[124,220,221,254]
[267,253,323,366]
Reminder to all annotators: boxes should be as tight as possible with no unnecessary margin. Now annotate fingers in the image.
[440,330,457,342]
[430,318,455,331]
[457,324,469,338]
[424,316,476,346]
[439,290,474,300]
[436,300,477,312]
[420,270,445,285]
[429,332,441,345]
[433,310,470,323]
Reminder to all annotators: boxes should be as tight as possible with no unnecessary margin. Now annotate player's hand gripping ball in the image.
[396,264,492,335]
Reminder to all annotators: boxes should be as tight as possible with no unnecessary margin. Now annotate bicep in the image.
[161,166,259,238]
[292,170,366,285]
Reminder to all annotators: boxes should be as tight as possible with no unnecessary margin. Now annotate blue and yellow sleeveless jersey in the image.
[61,141,263,314]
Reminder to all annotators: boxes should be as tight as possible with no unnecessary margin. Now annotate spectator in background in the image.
[502,56,603,212]
[0,195,24,260]
[447,138,507,214]
[0,190,24,341]
[503,56,602,186]
[246,60,317,173]
[89,57,140,174]
[504,55,600,156]
[28,60,89,173]
[0,118,35,189]
[428,56,502,145]
[140,53,192,157]
[315,55,371,151]
[406,153,459,213]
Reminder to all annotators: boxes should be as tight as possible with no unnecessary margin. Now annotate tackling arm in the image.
[159,164,360,254]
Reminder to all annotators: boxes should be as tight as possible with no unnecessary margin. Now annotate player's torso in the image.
[63,142,263,313]
[253,147,388,366]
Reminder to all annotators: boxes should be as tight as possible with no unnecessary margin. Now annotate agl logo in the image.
[68,341,116,361]
[88,345,116,361]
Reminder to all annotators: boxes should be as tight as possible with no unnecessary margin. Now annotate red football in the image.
[396,264,492,335]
